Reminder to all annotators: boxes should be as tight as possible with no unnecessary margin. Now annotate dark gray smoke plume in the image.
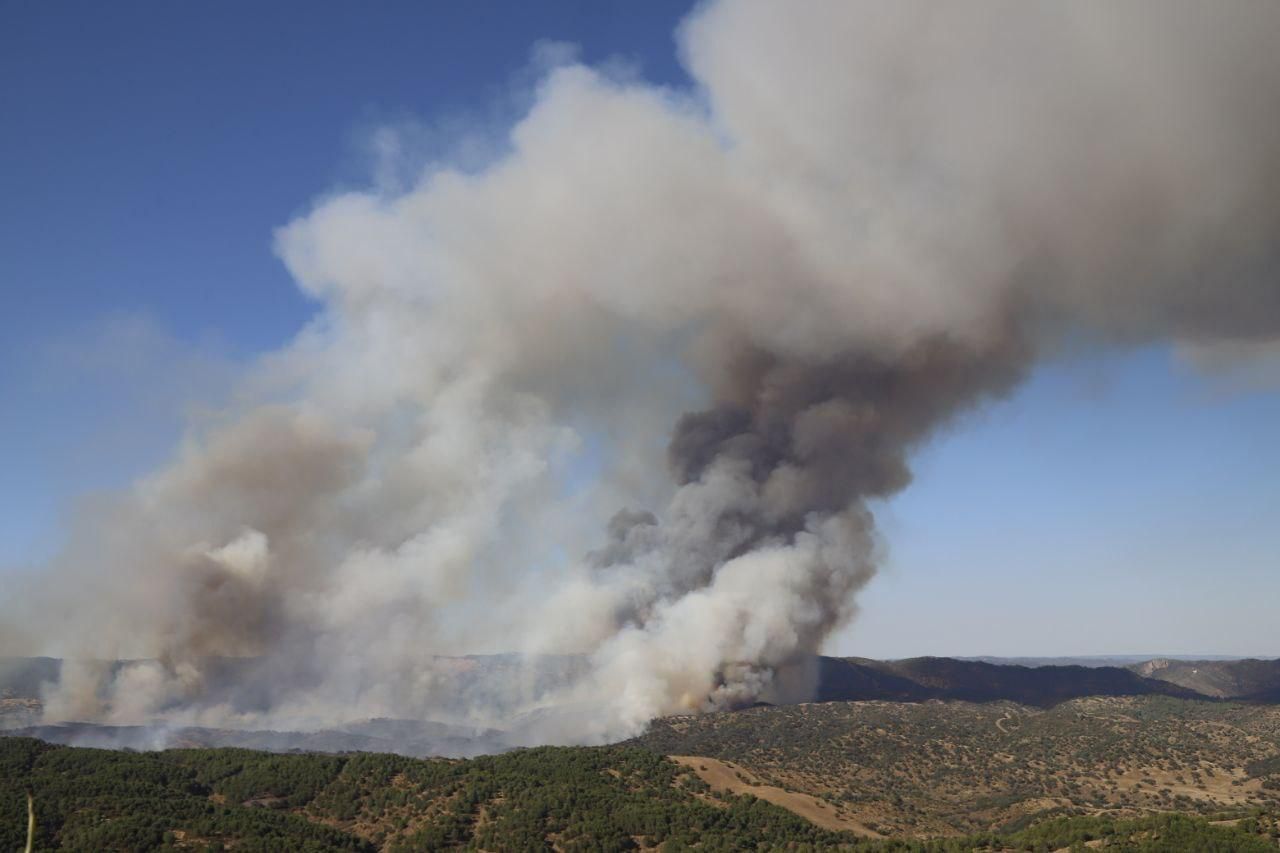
[5,0,1280,743]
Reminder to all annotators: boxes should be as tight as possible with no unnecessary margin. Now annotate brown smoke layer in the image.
[7,0,1280,743]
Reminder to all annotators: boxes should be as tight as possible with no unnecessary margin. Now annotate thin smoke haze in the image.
[6,0,1280,745]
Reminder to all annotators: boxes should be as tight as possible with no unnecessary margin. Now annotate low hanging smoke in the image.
[7,0,1280,744]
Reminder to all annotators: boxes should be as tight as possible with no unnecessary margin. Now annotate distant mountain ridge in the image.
[5,653,1280,757]
[962,654,1255,668]
[811,656,1206,707]
[1130,657,1280,702]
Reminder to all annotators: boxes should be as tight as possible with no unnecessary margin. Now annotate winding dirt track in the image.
[672,755,881,837]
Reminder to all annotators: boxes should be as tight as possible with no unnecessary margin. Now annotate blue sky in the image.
[1,0,694,561]
[3,1,1277,657]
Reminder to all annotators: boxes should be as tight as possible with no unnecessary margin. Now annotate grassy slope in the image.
[629,696,1280,837]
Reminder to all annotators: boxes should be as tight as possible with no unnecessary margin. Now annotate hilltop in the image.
[630,695,1280,837]
[1131,658,1280,702]
[809,656,1204,706]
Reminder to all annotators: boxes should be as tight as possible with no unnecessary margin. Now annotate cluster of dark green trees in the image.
[2,735,1278,851]
[0,737,365,851]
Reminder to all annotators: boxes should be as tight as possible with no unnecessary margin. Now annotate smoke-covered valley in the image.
[5,0,1280,746]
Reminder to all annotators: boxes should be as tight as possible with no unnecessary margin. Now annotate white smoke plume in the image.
[7,0,1280,744]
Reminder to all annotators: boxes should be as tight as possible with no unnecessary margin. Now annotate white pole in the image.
[25,790,34,853]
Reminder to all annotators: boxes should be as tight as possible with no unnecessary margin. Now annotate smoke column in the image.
[7,0,1280,743]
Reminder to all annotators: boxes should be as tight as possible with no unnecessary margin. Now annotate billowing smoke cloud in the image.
[7,0,1280,744]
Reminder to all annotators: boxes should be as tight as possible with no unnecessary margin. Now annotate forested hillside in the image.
[0,737,857,850]
[630,696,1280,838]
[4,733,1280,850]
